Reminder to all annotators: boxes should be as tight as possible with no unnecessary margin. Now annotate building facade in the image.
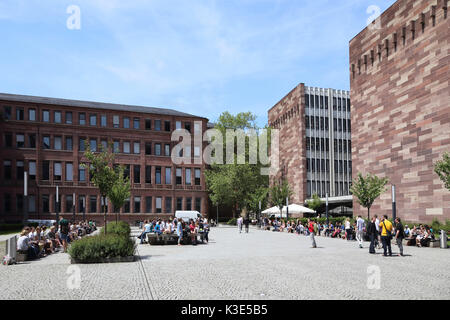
[350,0,450,221]
[0,93,209,224]
[268,84,352,207]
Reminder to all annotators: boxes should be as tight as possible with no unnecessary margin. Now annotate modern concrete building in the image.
[268,84,352,212]
[0,93,209,223]
[350,0,450,222]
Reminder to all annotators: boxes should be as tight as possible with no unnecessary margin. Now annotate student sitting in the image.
[17,229,39,260]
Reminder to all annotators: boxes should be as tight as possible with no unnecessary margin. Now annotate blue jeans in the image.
[140,232,149,244]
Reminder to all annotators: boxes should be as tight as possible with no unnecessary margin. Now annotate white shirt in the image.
[375,219,380,231]
[345,221,351,229]
[17,235,30,251]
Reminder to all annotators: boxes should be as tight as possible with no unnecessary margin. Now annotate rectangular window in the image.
[42,161,50,180]
[154,120,161,131]
[194,146,200,157]
[133,118,140,129]
[145,119,151,130]
[101,115,107,127]
[123,141,130,153]
[16,161,24,180]
[134,165,140,184]
[79,113,86,125]
[164,121,171,132]
[28,195,36,213]
[54,111,62,123]
[145,166,151,184]
[176,168,182,185]
[155,143,161,156]
[42,195,50,213]
[133,196,141,213]
[113,115,120,128]
[43,136,51,149]
[101,140,107,151]
[90,196,97,213]
[156,197,162,213]
[124,165,130,180]
[79,164,86,182]
[165,167,171,184]
[185,122,191,133]
[90,114,97,126]
[176,197,183,211]
[176,121,182,130]
[165,197,172,213]
[16,108,24,120]
[65,195,73,213]
[123,117,130,129]
[54,162,62,181]
[185,168,191,185]
[65,136,73,151]
[54,136,62,150]
[79,138,86,152]
[5,133,12,147]
[186,197,192,211]
[133,142,140,154]
[145,142,152,155]
[113,140,120,153]
[66,163,73,181]
[145,196,152,213]
[155,167,161,184]
[4,194,11,213]
[4,106,12,120]
[16,134,25,148]
[29,161,36,180]
[195,168,201,185]
[124,198,130,213]
[43,110,50,122]
[90,139,97,152]
[66,111,73,124]
[195,198,201,212]
[165,144,170,157]
[29,109,36,121]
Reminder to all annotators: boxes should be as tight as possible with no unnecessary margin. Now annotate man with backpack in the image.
[379,215,393,257]
[58,216,70,253]
[394,217,405,256]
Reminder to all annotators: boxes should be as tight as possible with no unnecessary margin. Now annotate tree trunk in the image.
[367,207,370,221]
[103,196,107,235]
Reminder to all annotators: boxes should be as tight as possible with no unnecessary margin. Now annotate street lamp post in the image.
[55,185,59,222]
[72,192,76,223]
[23,171,28,224]
[392,185,396,221]
[82,196,86,221]
[286,197,289,221]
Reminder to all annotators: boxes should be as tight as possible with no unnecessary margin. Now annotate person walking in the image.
[379,215,393,256]
[58,216,70,253]
[367,216,377,254]
[308,219,317,248]
[374,215,381,249]
[237,216,243,233]
[244,216,250,233]
[356,215,365,248]
[176,218,183,246]
[394,217,405,256]
[344,218,351,241]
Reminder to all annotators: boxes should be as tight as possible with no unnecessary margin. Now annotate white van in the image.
[175,211,202,222]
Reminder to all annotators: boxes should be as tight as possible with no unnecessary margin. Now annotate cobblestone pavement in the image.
[0,226,449,300]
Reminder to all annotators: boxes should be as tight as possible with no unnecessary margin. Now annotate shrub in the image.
[68,233,135,263]
[227,218,237,226]
[101,221,130,237]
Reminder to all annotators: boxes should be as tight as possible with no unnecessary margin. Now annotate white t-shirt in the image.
[345,221,351,229]
[375,219,380,231]
[17,235,30,251]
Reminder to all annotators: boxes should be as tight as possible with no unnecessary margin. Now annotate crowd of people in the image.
[16,217,97,260]
[138,218,210,246]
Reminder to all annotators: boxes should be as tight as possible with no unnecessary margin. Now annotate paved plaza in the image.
[0,226,449,300]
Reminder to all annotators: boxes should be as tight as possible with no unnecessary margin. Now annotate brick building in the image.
[0,93,209,224]
[268,84,352,210]
[350,0,450,221]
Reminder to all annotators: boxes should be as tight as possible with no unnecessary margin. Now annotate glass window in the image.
[185,122,191,133]
[101,115,107,127]
[113,140,120,153]
[28,195,36,213]
[123,117,130,129]
[43,110,50,122]
[155,167,161,184]
[133,142,140,154]
[176,121,182,130]
[154,120,161,131]
[145,196,152,213]
[66,163,73,181]
[176,197,183,211]
[165,167,171,184]
[156,197,162,213]
[54,111,62,123]
[124,198,130,213]
[194,146,200,157]
[145,166,151,184]
[124,165,130,180]
[5,133,12,147]
[165,144,170,157]
[186,197,192,211]
[133,118,140,129]
[134,165,140,184]
[123,141,130,153]
[29,161,36,180]
[176,168,182,185]
[29,109,36,121]
[16,161,24,180]
[65,136,73,151]
[16,108,24,120]
[185,168,191,185]
[65,195,73,213]
[134,197,141,213]
[113,115,120,128]
[54,162,62,180]
[195,168,201,185]
[145,142,152,155]
[42,194,50,213]
[101,140,107,151]
[195,198,201,212]
[15,195,22,213]
[42,161,50,180]
[145,119,151,130]
[66,111,72,124]
[155,143,161,156]
[4,106,12,120]
[90,139,97,152]
[79,138,86,151]
[164,121,171,132]
[79,113,86,125]
[16,134,25,148]
[79,164,86,181]
[165,197,172,213]
[90,196,97,213]
[43,136,51,149]
[28,133,36,148]
[90,114,97,126]
[3,160,11,180]
[54,136,62,150]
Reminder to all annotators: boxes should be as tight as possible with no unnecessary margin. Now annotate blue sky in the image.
[0,0,395,126]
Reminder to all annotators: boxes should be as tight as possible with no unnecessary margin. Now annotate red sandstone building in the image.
[0,93,209,223]
[350,0,450,222]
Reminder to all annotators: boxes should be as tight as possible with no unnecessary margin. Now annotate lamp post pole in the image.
[392,185,396,221]
[286,197,289,221]
[72,192,76,223]
[82,196,86,221]
[24,171,28,224]
[55,185,59,222]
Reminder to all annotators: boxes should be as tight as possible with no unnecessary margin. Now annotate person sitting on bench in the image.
[17,228,39,260]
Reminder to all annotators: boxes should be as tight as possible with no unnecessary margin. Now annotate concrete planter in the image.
[70,255,135,264]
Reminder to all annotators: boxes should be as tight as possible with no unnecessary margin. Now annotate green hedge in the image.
[68,234,136,263]
[101,221,131,237]
[227,218,237,226]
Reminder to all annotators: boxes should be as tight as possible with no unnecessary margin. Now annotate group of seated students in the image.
[138,218,210,245]
[263,218,350,238]
[16,220,97,260]
[406,224,435,247]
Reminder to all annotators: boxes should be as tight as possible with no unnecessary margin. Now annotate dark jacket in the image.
[367,221,377,236]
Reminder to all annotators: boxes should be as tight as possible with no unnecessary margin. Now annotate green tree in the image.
[82,143,117,234]
[306,193,323,213]
[350,172,389,220]
[108,166,131,224]
[435,152,450,191]
[270,180,293,214]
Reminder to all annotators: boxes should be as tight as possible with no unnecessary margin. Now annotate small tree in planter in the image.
[350,172,389,220]
[108,166,131,224]
[434,152,450,191]
[82,143,116,235]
